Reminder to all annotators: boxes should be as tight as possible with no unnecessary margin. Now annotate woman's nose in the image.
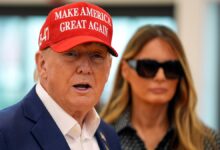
[154,67,166,80]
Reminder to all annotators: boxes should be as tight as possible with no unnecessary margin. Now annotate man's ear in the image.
[105,55,112,82]
[35,51,47,80]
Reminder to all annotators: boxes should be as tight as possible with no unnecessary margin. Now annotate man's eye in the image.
[90,53,105,60]
[93,53,103,58]
[64,52,78,57]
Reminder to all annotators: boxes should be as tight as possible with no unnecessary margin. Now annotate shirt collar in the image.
[81,108,100,139]
[35,83,100,139]
[114,106,175,133]
[114,107,132,133]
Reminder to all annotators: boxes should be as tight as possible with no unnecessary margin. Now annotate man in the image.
[0,2,121,150]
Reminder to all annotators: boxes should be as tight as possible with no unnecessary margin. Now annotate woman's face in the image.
[123,38,179,105]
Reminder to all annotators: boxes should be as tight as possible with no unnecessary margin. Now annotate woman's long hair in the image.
[101,25,216,150]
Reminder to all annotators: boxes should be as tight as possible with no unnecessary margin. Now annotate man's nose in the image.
[76,57,92,74]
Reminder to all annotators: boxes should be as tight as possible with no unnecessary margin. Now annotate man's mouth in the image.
[73,84,91,90]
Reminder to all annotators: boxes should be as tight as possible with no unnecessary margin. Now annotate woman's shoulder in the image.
[203,126,220,150]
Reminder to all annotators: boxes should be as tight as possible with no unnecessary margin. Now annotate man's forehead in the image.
[75,42,108,48]
[67,43,109,52]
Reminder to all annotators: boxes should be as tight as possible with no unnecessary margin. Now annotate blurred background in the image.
[0,0,219,130]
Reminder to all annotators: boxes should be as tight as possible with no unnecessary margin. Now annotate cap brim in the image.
[50,36,118,57]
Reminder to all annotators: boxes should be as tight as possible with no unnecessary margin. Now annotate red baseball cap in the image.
[38,2,118,57]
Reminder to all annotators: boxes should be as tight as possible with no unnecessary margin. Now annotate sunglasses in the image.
[128,59,183,79]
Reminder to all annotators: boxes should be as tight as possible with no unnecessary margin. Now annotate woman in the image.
[100,25,220,150]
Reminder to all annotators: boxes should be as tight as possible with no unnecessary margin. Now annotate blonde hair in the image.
[101,25,217,150]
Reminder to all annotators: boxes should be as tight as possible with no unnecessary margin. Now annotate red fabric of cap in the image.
[38,2,118,57]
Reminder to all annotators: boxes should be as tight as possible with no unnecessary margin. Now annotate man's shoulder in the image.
[0,86,39,126]
[98,119,116,133]
[0,100,23,127]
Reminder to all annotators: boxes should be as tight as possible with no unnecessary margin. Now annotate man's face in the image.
[36,43,112,116]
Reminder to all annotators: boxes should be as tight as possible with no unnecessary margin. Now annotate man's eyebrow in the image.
[91,49,108,54]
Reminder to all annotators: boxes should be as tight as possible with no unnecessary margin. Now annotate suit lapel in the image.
[22,86,70,150]
[31,111,70,150]
[95,128,110,150]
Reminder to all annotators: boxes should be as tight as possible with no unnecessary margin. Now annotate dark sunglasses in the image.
[127,59,183,79]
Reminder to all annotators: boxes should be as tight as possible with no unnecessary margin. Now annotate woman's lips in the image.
[149,88,167,94]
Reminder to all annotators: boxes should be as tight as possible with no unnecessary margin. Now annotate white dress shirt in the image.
[36,83,100,150]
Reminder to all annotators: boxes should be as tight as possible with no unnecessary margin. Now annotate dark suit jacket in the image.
[0,86,121,150]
